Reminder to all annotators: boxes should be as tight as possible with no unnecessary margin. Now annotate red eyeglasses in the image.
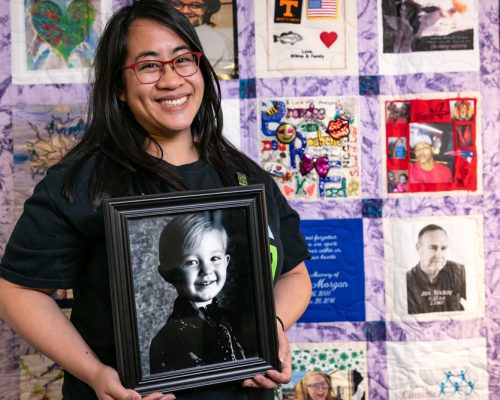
[123,51,202,84]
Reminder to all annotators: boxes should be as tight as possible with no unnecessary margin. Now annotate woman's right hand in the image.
[90,364,175,400]
[0,280,175,400]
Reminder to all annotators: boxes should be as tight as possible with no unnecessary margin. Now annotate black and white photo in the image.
[383,215,485,321]
[103,186,279,394]
[406,224,466,314]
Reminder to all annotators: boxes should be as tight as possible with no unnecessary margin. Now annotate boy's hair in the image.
[158,212,228,282]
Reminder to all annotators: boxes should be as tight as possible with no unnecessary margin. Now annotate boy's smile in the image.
[175,230,230,307]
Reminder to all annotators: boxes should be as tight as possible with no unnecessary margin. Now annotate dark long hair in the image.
[63,0,246,207]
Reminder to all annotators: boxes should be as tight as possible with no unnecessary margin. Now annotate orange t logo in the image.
[280,0,299,17]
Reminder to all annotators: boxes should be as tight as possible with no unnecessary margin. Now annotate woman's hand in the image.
[242,262,311,390]
[241,321,291,389]
[90,364,175,400]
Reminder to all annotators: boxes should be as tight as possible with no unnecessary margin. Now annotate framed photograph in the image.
[103,185,279,394]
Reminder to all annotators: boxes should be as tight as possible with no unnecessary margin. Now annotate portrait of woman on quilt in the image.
[170,0,237,78]
[294,371,334,400]
[0,1,312,399]
[293,370,366,400]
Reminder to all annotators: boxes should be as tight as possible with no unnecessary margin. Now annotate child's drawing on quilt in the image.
[12,104,87,208]
[259,97,360,200]
[26,0,98,69]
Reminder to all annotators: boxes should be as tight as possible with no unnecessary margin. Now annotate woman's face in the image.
[119,19,204,139]
[306,374,330,400]
[171,0,207,26]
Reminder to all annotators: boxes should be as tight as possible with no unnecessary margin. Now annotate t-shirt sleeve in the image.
[267,176,310,275]
[0,176,88,289]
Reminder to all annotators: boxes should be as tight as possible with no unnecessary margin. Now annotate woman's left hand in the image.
[242,262,311,389]
[241,321,291,389]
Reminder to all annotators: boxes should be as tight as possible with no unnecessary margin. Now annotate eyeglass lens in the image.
[171,1,206,10]
[135,53,199,83]
[307,382,329,390]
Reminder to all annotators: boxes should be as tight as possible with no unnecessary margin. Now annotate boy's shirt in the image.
[149,296,247,373]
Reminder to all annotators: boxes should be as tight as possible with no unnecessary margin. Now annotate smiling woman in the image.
[294,371,333,400]
[117,19,205,150]
[0,0,311,399]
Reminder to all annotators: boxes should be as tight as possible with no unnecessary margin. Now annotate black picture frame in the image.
[103,185,278,394]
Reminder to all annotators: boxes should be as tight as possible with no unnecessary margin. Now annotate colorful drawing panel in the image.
[258,97,361,200]
[10,0,112,84]
[299,219,365,322]
[12,104,87,208]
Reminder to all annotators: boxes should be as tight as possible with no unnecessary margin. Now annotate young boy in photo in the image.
[149,212,246,373]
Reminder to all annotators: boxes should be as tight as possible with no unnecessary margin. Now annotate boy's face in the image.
[174,230,229,306]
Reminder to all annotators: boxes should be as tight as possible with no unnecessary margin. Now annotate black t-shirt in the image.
[0,157,309,400]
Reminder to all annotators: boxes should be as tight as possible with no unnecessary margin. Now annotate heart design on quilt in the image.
[31,0,96,62]
[305,183,316,197]
[283,186,295,197]
[320,31,338,48]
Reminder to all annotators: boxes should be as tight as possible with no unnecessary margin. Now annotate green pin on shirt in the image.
[237,172,248,186]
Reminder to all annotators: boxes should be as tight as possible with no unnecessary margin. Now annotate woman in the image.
[171,0,235,77]
[294,371,333,400]
[0,1,311,399]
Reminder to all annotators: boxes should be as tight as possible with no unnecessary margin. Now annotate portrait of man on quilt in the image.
[406,224,466,315]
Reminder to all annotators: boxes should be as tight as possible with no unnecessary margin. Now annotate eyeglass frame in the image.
[122,51,203,84]
[171,0,207,10]
[306,381,330,390]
